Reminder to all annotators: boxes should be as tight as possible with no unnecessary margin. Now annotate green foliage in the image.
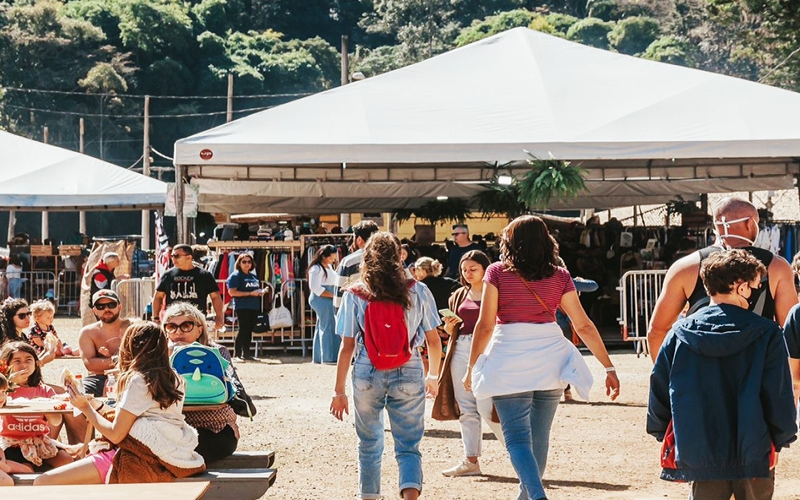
[545,13,580,34]
[61,0,123,45]
[454,8,535,47]
[517,154,588,209]
[608,16,660,55]
[192,0,248,36]
[78,62,128,93]
[642,35,693,66]
[392,198,471,225]
[473,182,528,219]
[139,58,194,96]
[352,45,405,77]
[566,17,614,49]
[117,0,194,64]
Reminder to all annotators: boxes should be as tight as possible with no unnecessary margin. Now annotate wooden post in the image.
[79,118,87,235]
[141,96,151,251]
[340,35,350,230]
[227,74,234,123]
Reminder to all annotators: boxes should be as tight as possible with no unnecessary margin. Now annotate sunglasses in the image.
[171,253,189,259]
[16,311,30,319]
[164,320,199,334]
[241,260,253,264]
[94,301,118,311]
[451,232,467,236]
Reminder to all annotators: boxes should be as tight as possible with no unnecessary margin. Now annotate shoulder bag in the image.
[517,274,580,346]
[268,292,293,329]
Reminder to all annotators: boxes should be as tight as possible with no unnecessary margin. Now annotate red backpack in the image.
[349,281,414,370]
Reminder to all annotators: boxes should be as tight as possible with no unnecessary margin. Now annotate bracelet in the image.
[605,366,616,373]
[426,373,438,381]
[332,393,346,398]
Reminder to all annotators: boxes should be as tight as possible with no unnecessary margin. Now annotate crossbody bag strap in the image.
[516,273,557,323]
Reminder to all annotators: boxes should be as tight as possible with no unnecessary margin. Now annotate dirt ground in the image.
[44,316,800,500]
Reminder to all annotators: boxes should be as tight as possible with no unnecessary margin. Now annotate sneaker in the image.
[441,459,481,477]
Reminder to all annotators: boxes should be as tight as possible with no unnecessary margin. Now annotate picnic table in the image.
[12,481,210,500]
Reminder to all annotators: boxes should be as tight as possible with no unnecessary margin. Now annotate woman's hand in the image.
[66,382,91,412]
[330,394,348,421]
[462,367,472,392]
[425,375,439,397]
[605,371,620,401]
[442,316,460,333]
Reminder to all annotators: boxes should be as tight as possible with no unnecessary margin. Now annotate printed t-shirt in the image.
[226,271,261,311]
[1,385,56,440]
[157,266,219,312]
[484,262,575,324]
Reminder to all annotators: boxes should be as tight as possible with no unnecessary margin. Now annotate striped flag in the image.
[154,210,171,285]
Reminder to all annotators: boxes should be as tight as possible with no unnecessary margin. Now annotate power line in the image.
[1,87,314,99]
[0,103,275,118]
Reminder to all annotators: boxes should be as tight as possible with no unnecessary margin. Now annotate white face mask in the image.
[713,215,757,248]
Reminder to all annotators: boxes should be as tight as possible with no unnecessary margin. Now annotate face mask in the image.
[742,281,766,312]
[713,216,756,248]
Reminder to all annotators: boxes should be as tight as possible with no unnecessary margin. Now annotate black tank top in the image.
[686,246,775,319]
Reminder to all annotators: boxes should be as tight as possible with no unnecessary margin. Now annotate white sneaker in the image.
[441,459,481,477]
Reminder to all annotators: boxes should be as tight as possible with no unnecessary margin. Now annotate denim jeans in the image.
[493,389,563,500]
[309,288,338,363]
[352,345,425,499]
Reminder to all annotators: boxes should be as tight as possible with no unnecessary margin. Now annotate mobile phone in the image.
[438,308,462,322]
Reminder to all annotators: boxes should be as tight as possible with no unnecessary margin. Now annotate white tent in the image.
[174,27,800,214]
[1,130,167,210]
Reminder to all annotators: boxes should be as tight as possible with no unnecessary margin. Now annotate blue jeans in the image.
[493,389,563,500]
[352,345,425,499]
[309,290,338,363]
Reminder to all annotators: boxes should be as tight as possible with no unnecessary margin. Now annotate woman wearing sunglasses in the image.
[0,298,30,347]
[162,302,248,462]
[226,253,265,361]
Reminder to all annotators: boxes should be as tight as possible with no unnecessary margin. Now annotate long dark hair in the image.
[0,342,43,387]
[117,321,182,410]
[0,299,28,346]
[458,250,492,288]
[307,245,337,279]
[500,215,558,281]
[359,232,411,309]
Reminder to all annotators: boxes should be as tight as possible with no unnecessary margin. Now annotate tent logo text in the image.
[200,149,213,160]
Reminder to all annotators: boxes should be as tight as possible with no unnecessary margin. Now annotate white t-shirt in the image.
[308,264,336,296]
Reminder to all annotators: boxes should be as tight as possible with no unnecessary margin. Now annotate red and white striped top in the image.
[484,262,575,324]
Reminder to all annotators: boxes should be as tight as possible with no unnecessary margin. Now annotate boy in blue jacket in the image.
[648,249,797,500]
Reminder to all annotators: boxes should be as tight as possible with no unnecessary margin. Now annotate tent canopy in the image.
[1,130,167,210]
[175,27,800,212]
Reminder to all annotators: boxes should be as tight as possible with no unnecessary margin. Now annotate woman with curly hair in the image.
[330,231,442,500]
[0,299,30,347]
[465,215,620,500]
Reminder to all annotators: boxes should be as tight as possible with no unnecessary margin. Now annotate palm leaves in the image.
[517,152,588,209]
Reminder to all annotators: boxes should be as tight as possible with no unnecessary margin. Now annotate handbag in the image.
[517,274,581,346]
[228,365,258,419]
[268,292,293,329]
[252,313,271,334]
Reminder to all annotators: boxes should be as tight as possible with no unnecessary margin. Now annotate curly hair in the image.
[0,299,28,345]
[701,249,767,296]
[500,215,559,281]
[358,232,411,309]
[117,321,182,410]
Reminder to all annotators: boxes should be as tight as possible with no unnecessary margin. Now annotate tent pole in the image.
[141,95,151,251]
[79,118,87,236]
[7,211,14,244]
[176,165,186,244]
[42,126,49,243]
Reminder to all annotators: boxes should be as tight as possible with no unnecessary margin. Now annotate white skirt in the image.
[471,322,593,401]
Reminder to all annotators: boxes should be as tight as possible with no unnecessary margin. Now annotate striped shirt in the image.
[484,262,575,324]
[333,249,364,310]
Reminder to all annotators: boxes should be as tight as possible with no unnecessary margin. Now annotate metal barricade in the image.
[113,278,156,321]
[12,271,57,305]
[617,270,667,357]
[56,270,82,315]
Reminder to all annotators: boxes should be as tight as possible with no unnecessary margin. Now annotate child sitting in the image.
[0,342,73,472]
[0,371,36,486]
[34,321,205,485]
[26,300,78,366]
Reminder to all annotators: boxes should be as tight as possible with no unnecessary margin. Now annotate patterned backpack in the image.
[170,342,235,405]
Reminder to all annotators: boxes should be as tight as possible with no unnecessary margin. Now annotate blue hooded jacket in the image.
[647,303,797,482]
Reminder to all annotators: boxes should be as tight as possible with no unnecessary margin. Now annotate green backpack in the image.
[170,342,234,405]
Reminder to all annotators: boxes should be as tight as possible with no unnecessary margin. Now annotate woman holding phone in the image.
[433,250,501,477]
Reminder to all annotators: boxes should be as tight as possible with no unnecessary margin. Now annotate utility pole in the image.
[41,127,49,243]
[79,118,87,236]
[141,96,151,251]
[339,35,351,231]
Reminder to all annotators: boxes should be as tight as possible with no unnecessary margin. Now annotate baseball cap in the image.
[92,289,119,305]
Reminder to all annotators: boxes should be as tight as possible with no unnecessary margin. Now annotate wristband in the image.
[605,366,616,373]
[332,393,346,398]
[426,373,438,381]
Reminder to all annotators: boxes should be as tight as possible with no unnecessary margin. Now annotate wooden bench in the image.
[13,468,276,500]
[207,450,275,470]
